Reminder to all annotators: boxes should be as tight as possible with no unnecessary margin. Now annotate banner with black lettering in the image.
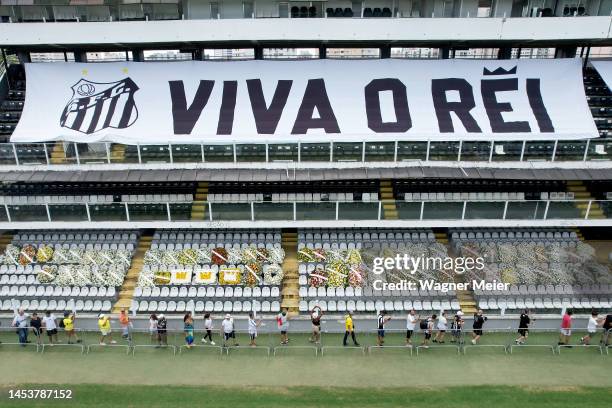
[11,59,597,144]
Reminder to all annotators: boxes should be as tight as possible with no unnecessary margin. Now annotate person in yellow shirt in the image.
[63,312,81,344]
[342,311,360,347]
[97,314,117,346]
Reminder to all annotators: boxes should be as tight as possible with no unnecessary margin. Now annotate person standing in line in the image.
[309,305,323,344]
[201,313,215,345]
[471,309,487,345]
[221,313,238,347]
[156,313,168,348]
[98,314,116,346]
[558,309,573,346]
[405,309,419,347]
[450,311,464,344]
[376,310,391,346]
[29,312,42,346]
[184,312,195,348]
[580,310,602,345]
[12,308,29,346]
[342,311,360,347]
[421,314,437,348]
[601,313,612,346]
[148,314,158,343]
[119,309,132,341]
[63,312,81,344]
[42,311,58,345]
[277,308,290,345]
[515,309,533,345]
[248,311,262,347]
[434,311,448,344]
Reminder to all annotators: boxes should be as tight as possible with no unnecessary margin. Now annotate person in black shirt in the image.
[30,312,42,346]
[309,306,323,344]
[471,309,487,345]
[515,309,533,345]
[376,310,391,346]
[602,314,612,346]
[450,311,464,344]
[156,314,168,348]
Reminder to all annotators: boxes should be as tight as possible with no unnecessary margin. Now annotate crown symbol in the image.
[483,66,517,75]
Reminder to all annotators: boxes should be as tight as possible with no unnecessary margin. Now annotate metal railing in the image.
[0,199,610,223]
[0,139,610,167]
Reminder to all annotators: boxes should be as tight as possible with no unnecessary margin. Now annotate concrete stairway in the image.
[566,180,605,219]
[110,144,126,163]
[191,181,208,220]
[379,179,398,220]
[112,232,153,313]
[0,232,14,253]
[49,142,67,165]
[280,230,299,315]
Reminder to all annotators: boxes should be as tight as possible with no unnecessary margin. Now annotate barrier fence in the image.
[1,326,610,356]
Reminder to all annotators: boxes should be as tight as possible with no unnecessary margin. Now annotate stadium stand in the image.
[0,230,139,312]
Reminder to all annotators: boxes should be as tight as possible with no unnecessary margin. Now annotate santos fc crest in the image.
[60,78,139,134]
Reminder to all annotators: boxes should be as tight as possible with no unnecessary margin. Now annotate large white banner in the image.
[591,61,612,91]
[11,59,598,144]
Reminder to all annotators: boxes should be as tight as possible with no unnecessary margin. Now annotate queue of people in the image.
[6,307,612,349]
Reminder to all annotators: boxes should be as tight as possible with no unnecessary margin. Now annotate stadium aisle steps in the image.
[280,230,299,315]
[112,231,153,313]
[0,231,14,253]
[49,142,67,164]
[445,232,477,314]
[380,179,398,220]
[434,231,449,245]
[110,144,126,162]
[566,181,605,219]
[190,181,208,220]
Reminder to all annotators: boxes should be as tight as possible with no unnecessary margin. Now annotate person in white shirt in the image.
[405,309,419,347]
[148,314,158,342]
[434,311,448,344]
[201,312,216,345]
[277,309,290,345]
[42,311,58,345]
[248,312,261,347]
[12,308,29,346]
[221,313,238,347]
[581,311,602,345]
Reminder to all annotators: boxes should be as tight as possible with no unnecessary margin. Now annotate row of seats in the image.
[300,230,436,243]
[13,231,138,243]
[475,284,611,297]
[0,285,116,298]
[131,299,280,314]
[120,194,192,203]
[299,299,460,313]
[150,243,281,251]
[207,192,379,203]
[1,298,112,312]
[0,195,113,205]
[404,192,526,201]
[298,285,457,299]
[450,229,578,241]
[0,4,179,23]
[479,297,611,312]
[153,231,282,243]
[134,285,279,299]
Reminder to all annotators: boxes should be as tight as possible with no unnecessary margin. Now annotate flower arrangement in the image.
[241,246,259,263]
[348,264,366,287]
[36,245,54,263]
[227,247,242,264]
[51,248,71,264]
[308,265,327,288]
[211,247,229,265]
[256,248,269,262]
[297,247,315,263]
[313,248,327,262]
[196,247,212,264]
[194,269,217,285]
[177,249,198,266]
[263,264,284,285]
[37,265,57,284]
[219,268,241,285]
[144,249,163,265]
[18,245,36,265]
[3,245,19,265]
[345,249,362,266]
[327,260,348,287]
[153,271,172,285]
[161,250,179,265]
[137,269,155,287]
[243,269,259,287]
[171,269,193,285]
[268,247,285,264]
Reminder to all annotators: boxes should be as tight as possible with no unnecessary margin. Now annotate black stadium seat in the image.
[326,7,334,17]
[300,6,308,18]
[343,8,353,17]
[382,7,392,17]
[373,7,382,17]
[363,7,372,17]
[308,6,316,18]
[291,6,299,18]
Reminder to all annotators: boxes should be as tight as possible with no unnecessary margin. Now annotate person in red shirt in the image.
[558,309,573,346]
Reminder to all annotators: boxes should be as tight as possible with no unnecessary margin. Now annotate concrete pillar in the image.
[131,49,144,62]
[74,51,87,63]
[497,47,513,60]
[254,46,264,60]
[319,47,326,59]
[16,51,30,64]
[555,46,577,59]
[380,45,391,59]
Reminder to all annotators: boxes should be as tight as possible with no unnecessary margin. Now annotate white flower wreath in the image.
[263,263,284,285]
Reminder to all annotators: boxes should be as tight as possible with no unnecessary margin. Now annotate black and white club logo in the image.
[60,78,139,134]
